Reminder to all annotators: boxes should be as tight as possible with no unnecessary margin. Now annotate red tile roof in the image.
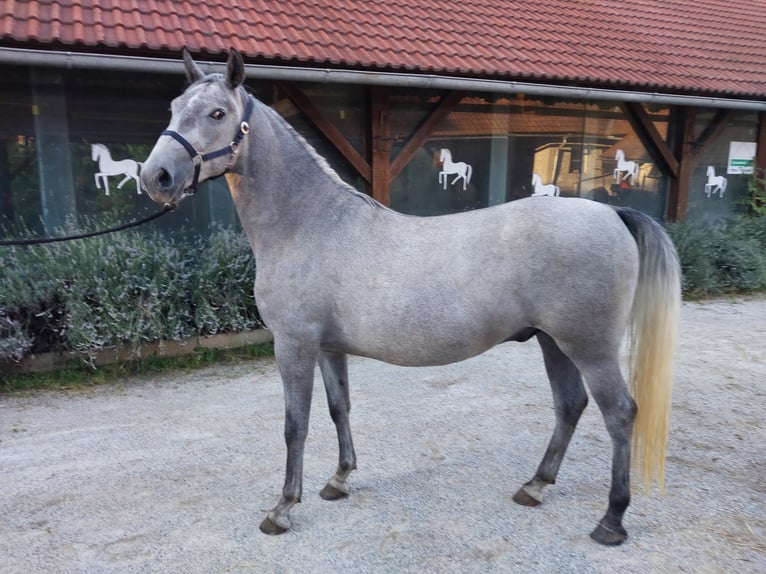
[2,0,765,99]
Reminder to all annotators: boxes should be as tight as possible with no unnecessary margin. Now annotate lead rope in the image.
[0,203,176,247]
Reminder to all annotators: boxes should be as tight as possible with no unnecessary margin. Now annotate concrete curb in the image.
[9,329,274,374]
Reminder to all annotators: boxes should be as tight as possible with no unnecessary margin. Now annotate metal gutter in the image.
[2,46,765,111]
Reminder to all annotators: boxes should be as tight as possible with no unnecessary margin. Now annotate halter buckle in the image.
[240,121,250,135]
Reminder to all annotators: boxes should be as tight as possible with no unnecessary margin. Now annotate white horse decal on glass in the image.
[438,148,473,191]
[613,149,640,186]
[704,165,727,198]
[530,174,560,197]
[91,143,142,195]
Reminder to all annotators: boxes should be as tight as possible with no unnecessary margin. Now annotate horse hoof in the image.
[259,515,290,535]
[512,487,542,507]
[320,482,349,501]
[590,522,627,546]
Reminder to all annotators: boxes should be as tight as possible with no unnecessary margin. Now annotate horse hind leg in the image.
[578,355,637,545]
[318,351,357,501]
[513,332,588,507]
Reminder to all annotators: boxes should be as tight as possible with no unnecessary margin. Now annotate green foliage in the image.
[743,169,766,217]
[0,226,262,365]
[666,215,766,297]
[734,168,766,217]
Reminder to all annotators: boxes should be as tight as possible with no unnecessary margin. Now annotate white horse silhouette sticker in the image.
[91,143,142,195]
[704,165,727,198]
[613,149,640,186]
[438,148,473,191]
[530,174,560,197]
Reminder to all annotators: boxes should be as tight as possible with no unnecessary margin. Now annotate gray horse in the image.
[140,49,680,546]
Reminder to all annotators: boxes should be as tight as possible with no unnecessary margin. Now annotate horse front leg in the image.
[259,339,318,535]
[318,351,357,500]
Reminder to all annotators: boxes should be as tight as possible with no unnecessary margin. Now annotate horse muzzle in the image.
[139,156,194,206]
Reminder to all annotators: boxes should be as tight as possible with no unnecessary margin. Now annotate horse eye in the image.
[211,108,226,120]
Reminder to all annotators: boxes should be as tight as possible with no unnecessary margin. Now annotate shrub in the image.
[0,227,261,365]
[666,215,766,297]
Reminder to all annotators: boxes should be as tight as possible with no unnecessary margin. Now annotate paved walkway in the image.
[1,298,764,573]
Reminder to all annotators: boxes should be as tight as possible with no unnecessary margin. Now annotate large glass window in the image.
[0,65,243,240]
[2,63,758,234]
[388,93,669,219]
[685,110,758,222]
[580,102,667,219]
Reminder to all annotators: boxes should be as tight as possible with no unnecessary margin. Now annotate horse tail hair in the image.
[466,164,473,184]
[616,207,681,492]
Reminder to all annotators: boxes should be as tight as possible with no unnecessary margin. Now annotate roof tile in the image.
[0,0,764,98]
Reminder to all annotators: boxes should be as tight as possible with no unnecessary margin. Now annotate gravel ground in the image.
[1,297,765,573]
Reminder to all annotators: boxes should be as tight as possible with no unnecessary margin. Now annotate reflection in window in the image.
[390,94,669,219]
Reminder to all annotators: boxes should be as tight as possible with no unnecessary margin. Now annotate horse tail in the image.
[466,164,473,184]
[616,207,681,492]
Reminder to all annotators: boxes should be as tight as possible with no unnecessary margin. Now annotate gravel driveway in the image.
[1,297,764,573]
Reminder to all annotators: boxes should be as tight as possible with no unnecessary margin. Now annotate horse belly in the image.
[325,269,528,367]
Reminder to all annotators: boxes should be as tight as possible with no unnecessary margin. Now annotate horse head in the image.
[706,165,715,177]
[615,149,624,161]
[90,144,102,162]
[140,48,250,205]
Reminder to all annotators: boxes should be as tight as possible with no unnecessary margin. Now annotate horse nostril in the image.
[158,168,173,189]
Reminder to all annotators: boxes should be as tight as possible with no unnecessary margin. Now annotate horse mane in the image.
[262,101,392,212]
[194,73,390,212]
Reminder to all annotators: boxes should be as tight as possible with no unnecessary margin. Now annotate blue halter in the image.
[161,93,254,193]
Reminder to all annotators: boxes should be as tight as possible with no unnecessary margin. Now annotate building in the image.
[1,0,765,238]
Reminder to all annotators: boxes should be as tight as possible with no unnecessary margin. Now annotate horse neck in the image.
[226,101,368,255]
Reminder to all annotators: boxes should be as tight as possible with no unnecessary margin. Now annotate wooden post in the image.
[370,87,391,206]
[757,111,766,172]
[667,107,695,221]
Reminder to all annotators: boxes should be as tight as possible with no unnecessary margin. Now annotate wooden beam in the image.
[692,109,735,165]
[623,102,679,179]
[755,111,766,172]
[667,107,696,221]
[370,87,392,205]
[277,82,372,184]
[389,91,464,181]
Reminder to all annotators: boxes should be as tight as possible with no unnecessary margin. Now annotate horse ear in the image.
[226,48,245,89]
[182,47,205,84]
